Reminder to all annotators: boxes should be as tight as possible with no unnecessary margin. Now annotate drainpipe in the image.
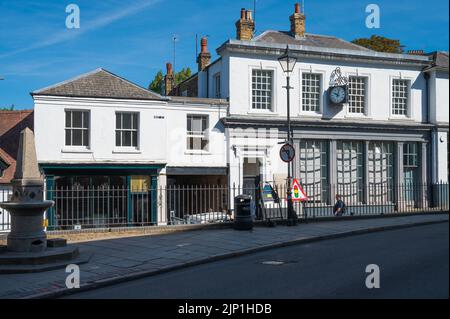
[424,72,430,123]
[423,71,434,184]
[206,67,210,98]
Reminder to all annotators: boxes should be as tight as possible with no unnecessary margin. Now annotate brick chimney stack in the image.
[164,62,174,96]
[290,3,306,38]
[197,37,212,71]
[236,8,255,41]
[407,50,425,55]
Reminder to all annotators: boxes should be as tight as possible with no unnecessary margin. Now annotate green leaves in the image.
[149,70,164,94]
[148,67,192,95]
[351,35,405,54]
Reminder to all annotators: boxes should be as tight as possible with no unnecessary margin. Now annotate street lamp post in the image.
[278,46,298,226]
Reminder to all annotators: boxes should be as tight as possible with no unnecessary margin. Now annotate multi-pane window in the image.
[187,115,209,151]
[368,142,394,203]
[115,112,139,147]
[348,76,367,114]
[403,142,419,173]
[392,79,410,115]
[65,110,89,147]
[302,73,321,112]
[214,74,221,98]
[299,140,329,203]
[252,69,273,110]
[403,142,420,203]
[337,141,364,204]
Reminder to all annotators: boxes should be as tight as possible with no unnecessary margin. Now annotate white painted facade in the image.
[195,39,448,196]
[429,70,449,183]
[34,96,227,169]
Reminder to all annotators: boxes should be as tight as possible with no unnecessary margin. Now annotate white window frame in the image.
[344,72,371,118]
[186,114,209,153]
[64,109,90,149]
[390,76,413,119]
[248,65,277,114]
[299,69,325,116]
[347,76,368,115]
[115,112,140,149]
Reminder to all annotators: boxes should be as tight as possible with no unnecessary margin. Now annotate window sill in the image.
[389,116,413,121]
[112,148,141,154]
[298,112,323,118]
[247,111,278,116]
[185,150,211,155]
[344,114,371,119]
[61,148,92,154]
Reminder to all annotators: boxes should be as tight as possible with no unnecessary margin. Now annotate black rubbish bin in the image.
[234,195,253,230]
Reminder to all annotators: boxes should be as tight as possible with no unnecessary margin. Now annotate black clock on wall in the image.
[328,67,349,106]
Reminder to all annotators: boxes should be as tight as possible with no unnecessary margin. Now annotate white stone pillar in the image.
[157,172,168,225]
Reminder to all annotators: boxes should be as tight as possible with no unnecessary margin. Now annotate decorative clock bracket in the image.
[328,67,349,106]
[329,67,348,87]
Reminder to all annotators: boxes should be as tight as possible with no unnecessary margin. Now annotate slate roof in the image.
[32,68,165,100]
[169,96,229,106]
[253,31,372,52]
[425,51,449,71]
[0,110,34,185]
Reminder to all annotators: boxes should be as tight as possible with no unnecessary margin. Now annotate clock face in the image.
[330,86,347,104]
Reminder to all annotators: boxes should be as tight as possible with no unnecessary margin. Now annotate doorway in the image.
[243,158,262,218]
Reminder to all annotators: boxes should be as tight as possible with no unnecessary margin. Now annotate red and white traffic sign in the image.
[291,179,308,202]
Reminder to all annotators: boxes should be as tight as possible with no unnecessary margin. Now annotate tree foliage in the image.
[149,71,164,94]
[351,35,405,54]
[0,105,14,111]
[148,67,192,95]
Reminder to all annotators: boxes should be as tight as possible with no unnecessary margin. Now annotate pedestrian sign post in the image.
[291,179,308,202]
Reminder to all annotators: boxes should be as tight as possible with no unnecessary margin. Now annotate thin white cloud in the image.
[0,0,162,59]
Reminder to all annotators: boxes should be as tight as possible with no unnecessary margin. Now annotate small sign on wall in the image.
[131,176,150,193]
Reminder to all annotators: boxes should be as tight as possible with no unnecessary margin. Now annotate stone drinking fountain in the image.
[0,128,87,273]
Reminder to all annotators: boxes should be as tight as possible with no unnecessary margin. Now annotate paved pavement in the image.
[65,223,449,299]
[0,213,447,299]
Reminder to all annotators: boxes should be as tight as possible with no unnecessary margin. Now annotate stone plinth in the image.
[0,128,84,273]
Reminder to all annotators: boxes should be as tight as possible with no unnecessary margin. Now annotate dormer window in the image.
[214,73,221,98]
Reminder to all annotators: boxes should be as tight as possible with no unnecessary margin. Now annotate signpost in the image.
[291,179,308,202]
[280,143,295,163]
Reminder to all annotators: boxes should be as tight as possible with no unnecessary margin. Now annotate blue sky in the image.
[0,0,448,110]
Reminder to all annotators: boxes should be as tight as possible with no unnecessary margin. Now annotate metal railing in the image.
[0,182,448,232]
[0,187,12,232]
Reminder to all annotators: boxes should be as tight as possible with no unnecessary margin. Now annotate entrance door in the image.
[403,168,418,205]
[403,143,420,207]
[243,158,262,218]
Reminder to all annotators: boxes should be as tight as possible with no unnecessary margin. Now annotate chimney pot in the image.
[197,37,211,71]
[164,62,174,96]
[241,8,246,20]
[246,10,253,21]
[407,49,425,55]
[295,3,300,14]
[166,62,173,75]
[201,37,208,53]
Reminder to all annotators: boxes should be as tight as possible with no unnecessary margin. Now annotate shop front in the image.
[40,164,163,230]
